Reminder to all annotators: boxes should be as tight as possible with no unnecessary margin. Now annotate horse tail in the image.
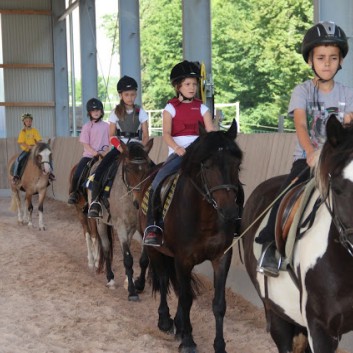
[97,225,114,273]
[149,254,201,299]
[9,193,18,212]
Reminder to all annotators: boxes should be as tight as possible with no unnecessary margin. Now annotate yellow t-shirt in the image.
[17,127,42,151]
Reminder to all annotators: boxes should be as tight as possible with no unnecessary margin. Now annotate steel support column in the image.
[118,0,141,105]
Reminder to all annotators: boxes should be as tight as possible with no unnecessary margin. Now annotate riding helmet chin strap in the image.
[311,63,341,83]
[178,92,194,102]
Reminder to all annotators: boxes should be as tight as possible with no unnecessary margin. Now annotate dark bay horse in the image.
[139,120,244,353]
[243,115,353,353]
[88,140,155,300]
[7,141,54,230]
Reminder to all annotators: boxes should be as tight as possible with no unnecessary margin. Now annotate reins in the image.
[224,166,310,255]
[324,174,353,256]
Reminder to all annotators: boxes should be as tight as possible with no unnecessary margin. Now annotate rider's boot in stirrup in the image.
[143,188,163,247]
[88,182,103,218]
[256,241,280,277]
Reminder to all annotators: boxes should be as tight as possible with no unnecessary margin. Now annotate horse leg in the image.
[133,244,149,293]
[11,190,23,224]
[95,221,115,288]
[37,191,47,230]
[85,231,98,269]
[121,240,140,301]
[307,320,338,353]
[25,193,33,227]
[210,250,233,353]
[267,310,305,353]
[175,263,197,353]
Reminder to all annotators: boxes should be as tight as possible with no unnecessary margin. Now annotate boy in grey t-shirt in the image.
[256,21,353,277]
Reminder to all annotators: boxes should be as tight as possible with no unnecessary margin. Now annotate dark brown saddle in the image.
[275,182,307,256]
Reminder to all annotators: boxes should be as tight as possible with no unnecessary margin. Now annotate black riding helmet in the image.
[117,76,138,93]
[302,21,348,63]
[170,60,201,86]
[86,98,104,120]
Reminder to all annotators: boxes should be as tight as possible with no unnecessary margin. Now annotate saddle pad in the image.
[285,178,316,265]
[141,174,179,219]
[253,178,316,272]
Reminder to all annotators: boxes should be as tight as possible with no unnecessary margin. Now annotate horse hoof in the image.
[39,226,46,231]
[178,344,198,353]
[128,294,140,302]
[106,280,116,289]
[158,318,174,334]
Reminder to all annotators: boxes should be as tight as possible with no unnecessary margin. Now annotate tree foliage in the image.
[100,0,313,132]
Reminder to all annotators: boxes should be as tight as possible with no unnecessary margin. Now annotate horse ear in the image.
[326,114,344,147]
[47,138,51,146]
[199,122,207,136]
[226,119,238,140]
[120,140,128,154]
[144,138,154,154]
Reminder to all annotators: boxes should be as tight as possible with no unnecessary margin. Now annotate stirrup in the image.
[143,225,163,247]
[87,201,103,218]
[256,242,281,278]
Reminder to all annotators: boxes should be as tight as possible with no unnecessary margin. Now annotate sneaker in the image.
[67,192,78,205]
[87,201,102,218]
[256,242,280,277]
[143,225,163,247]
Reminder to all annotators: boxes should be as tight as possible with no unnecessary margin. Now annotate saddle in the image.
[275,182,306,256]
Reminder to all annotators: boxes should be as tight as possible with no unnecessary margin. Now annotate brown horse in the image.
[139,121,244,353]
[7,141,53,230]
[87,140,155,299]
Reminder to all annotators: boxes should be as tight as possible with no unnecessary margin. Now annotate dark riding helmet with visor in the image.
[117,76,138,93]
[301,21,348,63]
[170,60,201,86]
[86,98,104,121]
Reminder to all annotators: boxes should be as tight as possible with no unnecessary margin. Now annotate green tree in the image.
[100,0,313,132]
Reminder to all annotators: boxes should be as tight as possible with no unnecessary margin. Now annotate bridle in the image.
[34,145,52,175]
[324,174,353,256]
[190,160,239,212]
[122,156,151,193]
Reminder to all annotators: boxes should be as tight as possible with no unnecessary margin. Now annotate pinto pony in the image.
[7,141,53,230]
[89,140,154,300]
[139,120,244,353]
[243,115,353,353]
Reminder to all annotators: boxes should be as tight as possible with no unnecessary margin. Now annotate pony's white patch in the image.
[343,160,353,183]
[258,189,331,330]
[40,149,52,174]
[258,271,305,326]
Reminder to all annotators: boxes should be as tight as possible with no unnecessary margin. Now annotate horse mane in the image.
[315,117,353,198]
[30,141,52,162]
[126,141,155,167]
[181,128,243,177]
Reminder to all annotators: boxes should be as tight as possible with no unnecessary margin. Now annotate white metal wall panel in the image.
[0,0,50,10]
[0,0,54,138]
[2,14,53,64]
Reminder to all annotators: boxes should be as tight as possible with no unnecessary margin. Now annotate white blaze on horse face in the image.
[343,160,353,183]
[40,149,52,174]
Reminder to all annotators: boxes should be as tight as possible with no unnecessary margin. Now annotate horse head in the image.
[315,114,353,255]
[181,119,243,223]
[121,139,155,208]
[31,141,53,176]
